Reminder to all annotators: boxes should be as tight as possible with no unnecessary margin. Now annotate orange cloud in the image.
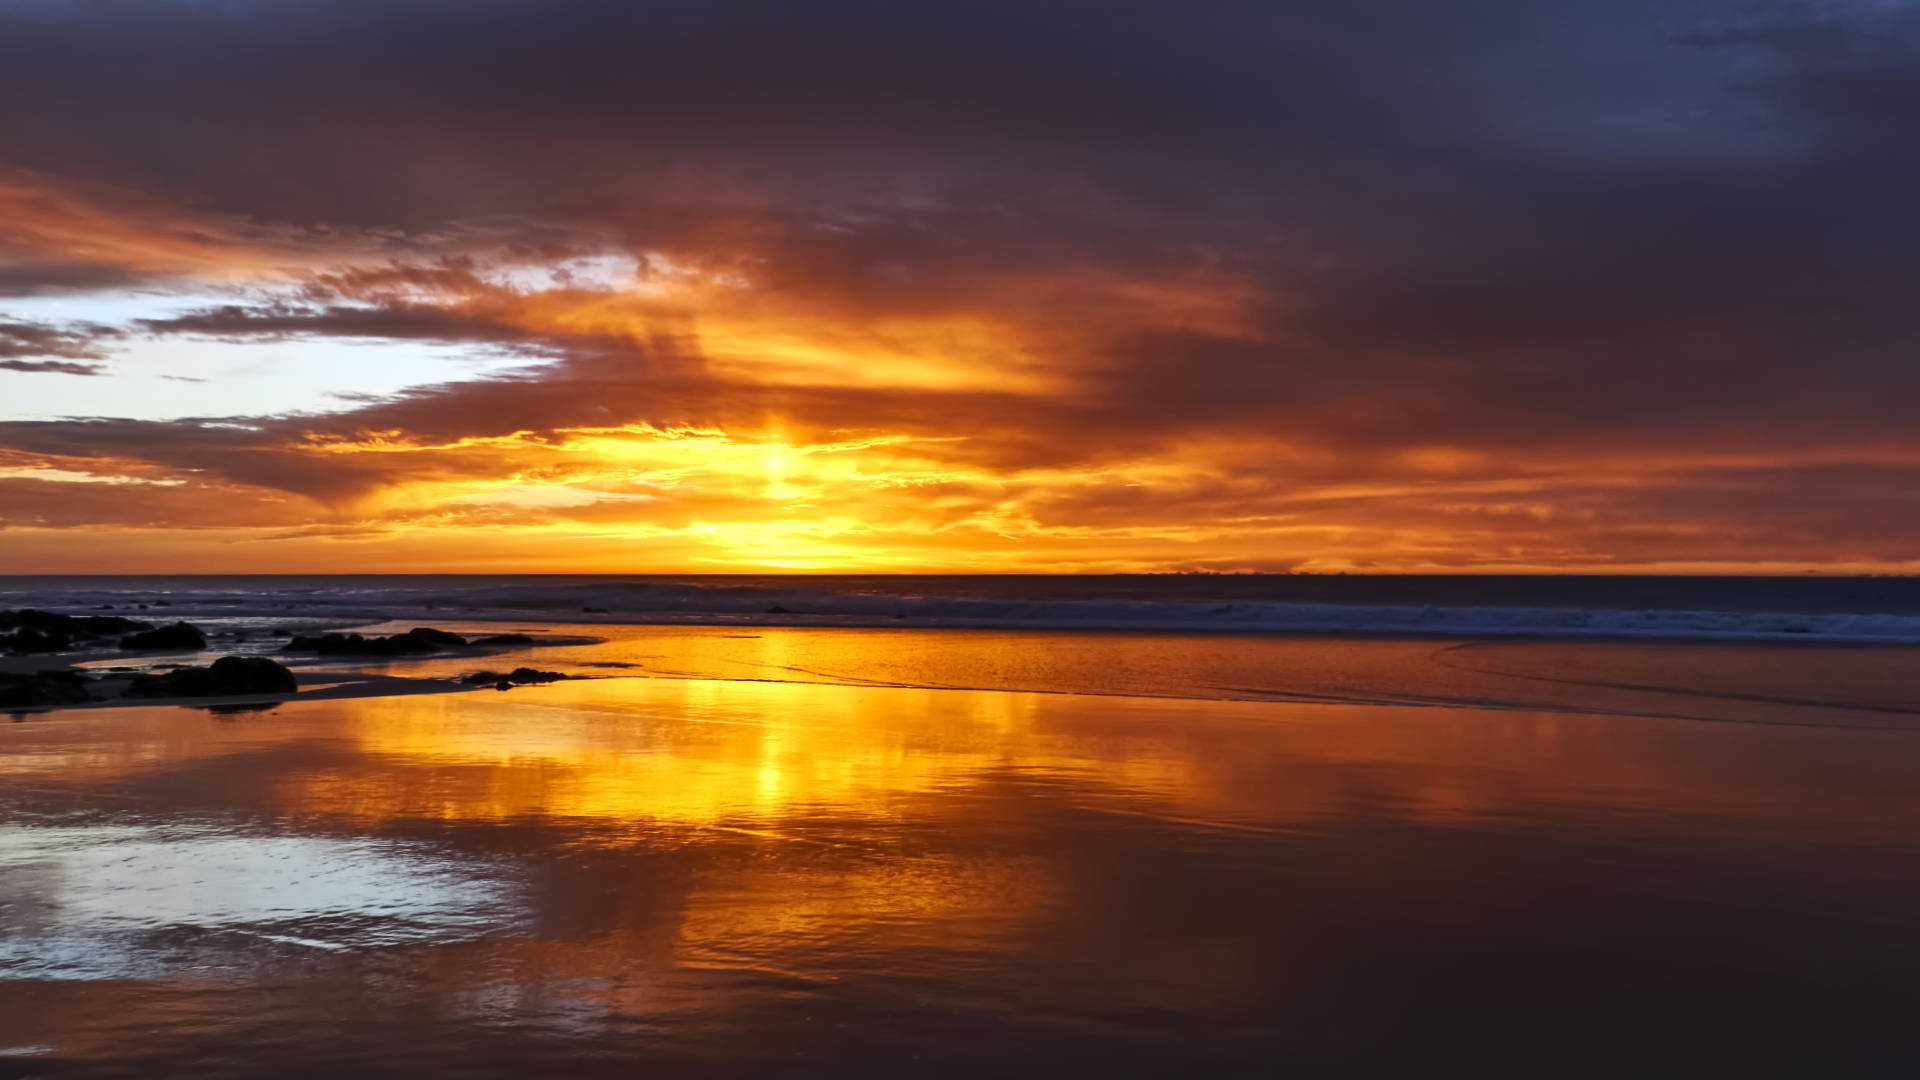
[4,159,1920,573]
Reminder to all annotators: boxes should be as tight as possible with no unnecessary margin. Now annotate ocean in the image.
[5,573,1920,640]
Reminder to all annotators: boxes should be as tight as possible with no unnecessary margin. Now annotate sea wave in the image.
[5,579,1920,642]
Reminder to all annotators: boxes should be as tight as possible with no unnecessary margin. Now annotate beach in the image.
[12,0,1920,1071]
[5,588,1920,1076]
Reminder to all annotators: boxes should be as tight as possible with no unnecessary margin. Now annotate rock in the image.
[461,667,569,686]
[582,606,609,614]
[202,701,278,716]
[283,627,468,656]
[74,615,155,635]
[1,609,156,653]
[763,604,792,614]
[120,622,209,650]
[474,633,535,644]
[123,655,299,699]
[0,670,97,708]
[1,627,71,653]
[286,633,358,654]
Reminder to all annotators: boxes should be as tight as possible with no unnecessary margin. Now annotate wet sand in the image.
[5,635,1920,1076]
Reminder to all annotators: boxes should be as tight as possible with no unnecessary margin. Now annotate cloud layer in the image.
[1,0,1918,571]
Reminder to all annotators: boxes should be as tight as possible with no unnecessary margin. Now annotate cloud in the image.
[139,302,544,346]
[0,319,118,373]
[0,319,116,359]
[0,1,1917,569]
[0,359,103,375]
[0,260,151,297]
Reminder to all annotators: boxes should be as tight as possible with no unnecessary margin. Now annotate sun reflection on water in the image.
[8,661,1920,1073]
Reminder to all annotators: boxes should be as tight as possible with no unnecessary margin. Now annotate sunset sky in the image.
[2,0,1917,573]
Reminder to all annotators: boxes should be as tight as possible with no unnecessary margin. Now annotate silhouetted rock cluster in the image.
[2,626,75,654]
[284,627,468,656]
[1,609,155,654]
[461,667,569,689]
[123,656,299,699]
[474,633,535,644]
[120,622,210,651]
[0,670,98,708]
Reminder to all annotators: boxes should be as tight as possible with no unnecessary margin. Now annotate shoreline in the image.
[13,668,486,715]
[2,630,604,716]
[11,615,1920,724]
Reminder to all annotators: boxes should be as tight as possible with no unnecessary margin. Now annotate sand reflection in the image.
[7,670,1920,1074]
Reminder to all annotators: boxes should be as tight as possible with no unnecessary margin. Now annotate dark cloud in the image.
[0,359,103,375]
[0,320,117,374]
[139,303,540,345]
[0,320,114,359]
[0,260,150,297]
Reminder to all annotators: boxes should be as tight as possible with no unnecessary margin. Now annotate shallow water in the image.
[6,637,1920,1076]
[352,621,1920,727]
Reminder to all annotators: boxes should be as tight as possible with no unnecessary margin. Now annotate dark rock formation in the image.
[763,604,792,614]
[120,622,210,650]
[1,609,155,654]
[474,633,535,644]
[1,627,71,653]
[1,610,153,636]
[0,670,98,708]
[460,667,569,687]
[284,627,469,656]
[123,655,299,699]
[202,701,279,716]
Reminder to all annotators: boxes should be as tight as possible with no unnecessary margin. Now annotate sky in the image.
[2,0,1918,573]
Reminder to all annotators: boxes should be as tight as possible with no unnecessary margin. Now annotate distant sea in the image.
[4,574,1920,642]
